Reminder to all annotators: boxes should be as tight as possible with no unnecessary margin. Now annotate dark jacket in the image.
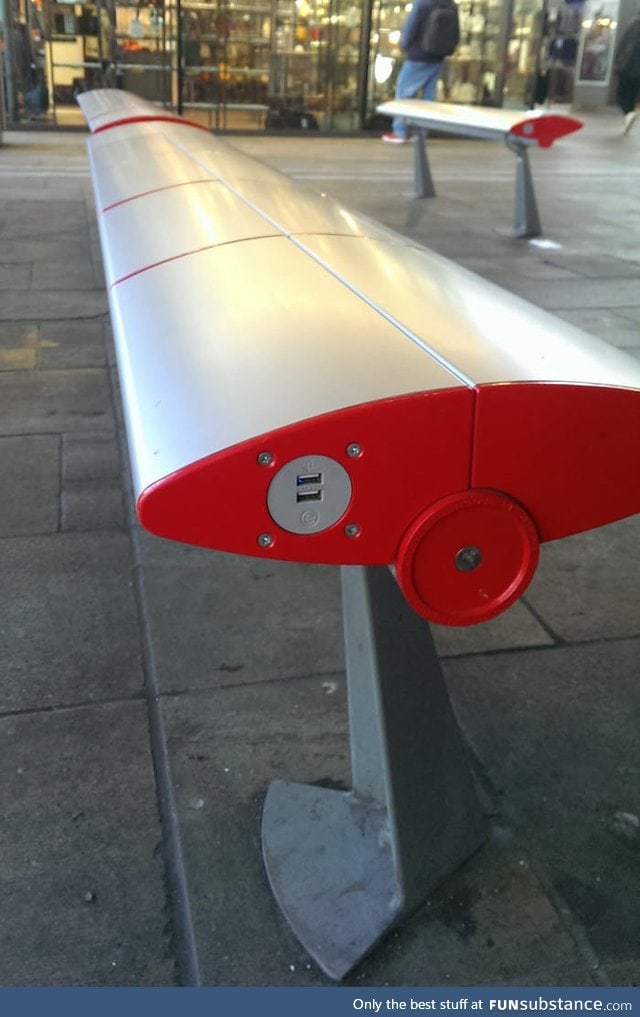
[400,0,442,63]
[615,16,640,77]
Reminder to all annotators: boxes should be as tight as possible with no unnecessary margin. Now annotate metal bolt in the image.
[346,442,362,458]
[257,451,273,466]
[455,546,482,572]
[345,523,361,538]
[258,532,273,548]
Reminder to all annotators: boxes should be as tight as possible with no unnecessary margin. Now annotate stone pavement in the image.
[0,112,638,988]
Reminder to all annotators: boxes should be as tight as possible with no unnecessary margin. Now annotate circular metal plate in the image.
[395,489,539,626]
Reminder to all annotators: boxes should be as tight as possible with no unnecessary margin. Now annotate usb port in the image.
[297,472,322,486]
[296,490,323,503]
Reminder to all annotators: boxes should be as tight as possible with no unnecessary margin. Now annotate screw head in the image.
[455,546,482,572]
[345,523,361,538]
[346,442,362,458]
[257,451,273,466]
[257,532,273,548]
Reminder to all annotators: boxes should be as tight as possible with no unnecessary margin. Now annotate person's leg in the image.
[617,74,640,133]
[418,61,443,101]
[390,60,434,138]
[616,74,634,114]
[614,73,630,112]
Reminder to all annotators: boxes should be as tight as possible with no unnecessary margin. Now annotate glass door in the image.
[268,0,362,130]
[444,0,504,104]
[365,0,405,124]
[177,0,271,130]
[500,0,545,106]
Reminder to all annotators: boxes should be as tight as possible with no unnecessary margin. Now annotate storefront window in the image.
[444,0,504,103]
[267,0,363,130]
[115,1,171,102]
[501,0,545,106]
[176,0,270,129]
[14,0,550,127]
[366,0,406,121]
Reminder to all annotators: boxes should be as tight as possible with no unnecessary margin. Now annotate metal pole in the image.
[176,0,182,115]
[356,0,373,130]
[414,127,437,198]
[505,136,542,238]
[0,0,17,122]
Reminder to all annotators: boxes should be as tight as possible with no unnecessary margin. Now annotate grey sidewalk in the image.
[0,113,638,988]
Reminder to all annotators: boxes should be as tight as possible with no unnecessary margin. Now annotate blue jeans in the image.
[392,60,443,139]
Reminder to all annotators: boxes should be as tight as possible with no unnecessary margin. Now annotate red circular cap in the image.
[396,490,540,627]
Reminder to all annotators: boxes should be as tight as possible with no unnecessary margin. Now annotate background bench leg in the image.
[504,139,542,238]
[262,565,485,980]
[414,128,436,199]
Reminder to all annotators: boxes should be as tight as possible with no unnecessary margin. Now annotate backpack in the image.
[420,0,460,59]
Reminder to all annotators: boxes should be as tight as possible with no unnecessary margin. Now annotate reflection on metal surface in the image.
[298,233,640,388]
[99,181,281,285]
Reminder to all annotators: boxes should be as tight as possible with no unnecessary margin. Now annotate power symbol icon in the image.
[299,509,320,528]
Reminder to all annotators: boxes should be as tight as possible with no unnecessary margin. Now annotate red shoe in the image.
[382,132,408,144]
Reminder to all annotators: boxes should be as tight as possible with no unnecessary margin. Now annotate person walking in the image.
[382,0,459,144]
[614,12,640,134]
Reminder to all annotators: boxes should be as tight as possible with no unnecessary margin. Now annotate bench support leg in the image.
[414,128,436,199]
[504,138,542,238]
[262,565,485,980]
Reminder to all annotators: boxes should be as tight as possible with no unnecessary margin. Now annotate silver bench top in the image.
[377,100,583,146]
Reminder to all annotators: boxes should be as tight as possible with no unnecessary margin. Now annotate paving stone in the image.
[138,534,552,661]
[0,322,40,347]
[0,185,50,201]
[617,306,640,325]
[524,515,640,643]
[62,481,125,531]
[0,237,84,265]
[0,347,37,370]
[63,432,121,482]
[443,637,640,977]
[459,256,582,282]
[0,368,113,435]
[0,701,174,986]
[139,553,345,693]
[494,277,640,313]
[433,601,554,658]
[32,246,97,290]
[554,309,640,349]
[0,262,32,289]
[351,847,594,988]
[39,320,108,369]
[543,254,640,278]
[162,680,591,986]
[0,322,38,371]
[0,435,60,536]
[135,526,225,569]
[0,290,108,320]
[0,198,89,240]
[0,531,143,712]
[605,959,640,986]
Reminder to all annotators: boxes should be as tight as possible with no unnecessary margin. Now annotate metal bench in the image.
[377,99,583,238]
[79,88,640,979]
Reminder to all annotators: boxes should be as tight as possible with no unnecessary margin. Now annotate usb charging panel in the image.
[296,472,323,503]
[267,455,352,535]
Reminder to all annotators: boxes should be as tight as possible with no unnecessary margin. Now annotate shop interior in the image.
[1,0,616,130]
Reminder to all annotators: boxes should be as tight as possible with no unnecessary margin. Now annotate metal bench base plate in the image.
[262,566,485,979]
